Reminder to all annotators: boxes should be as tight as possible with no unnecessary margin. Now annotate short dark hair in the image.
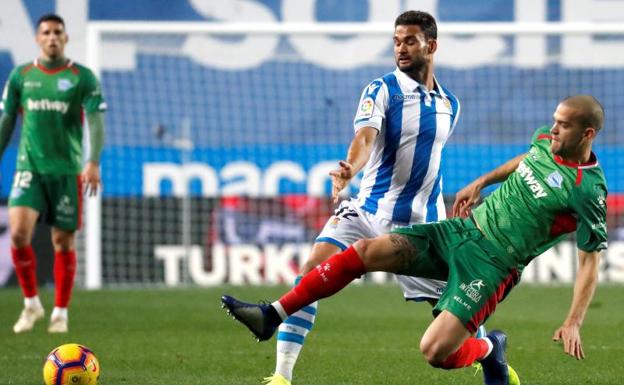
[37,14,65,28]
[562,95,605,131]
[394,10,437,40]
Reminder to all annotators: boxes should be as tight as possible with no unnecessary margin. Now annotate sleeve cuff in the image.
[354,118,381,132]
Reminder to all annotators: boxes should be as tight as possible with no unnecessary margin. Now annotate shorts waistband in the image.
[468,214,485,235]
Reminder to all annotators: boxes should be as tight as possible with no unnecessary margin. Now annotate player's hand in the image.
[329,160,353,203]
[552,324,585,359]
[452,181,482,218]
[81,161,102,196]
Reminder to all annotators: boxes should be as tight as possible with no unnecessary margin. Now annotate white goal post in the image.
[82,21,624,289]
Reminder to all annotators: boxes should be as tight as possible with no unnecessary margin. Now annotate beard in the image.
[44,46,63,59]
[396,56,427,75]
[550,141,568,157]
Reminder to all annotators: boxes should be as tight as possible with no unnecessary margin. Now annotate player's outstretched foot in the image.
[221,295,281,341]
[13,305,45,333]
[262,373,292,385]
[480,329,509,385]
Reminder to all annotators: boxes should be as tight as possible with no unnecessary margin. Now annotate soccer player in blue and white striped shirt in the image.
[263,10,501,385]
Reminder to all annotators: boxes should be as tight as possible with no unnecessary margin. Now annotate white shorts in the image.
[316,199,447,301]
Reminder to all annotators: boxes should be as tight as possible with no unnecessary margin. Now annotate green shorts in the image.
[8,170,83,231]
[391,217,519,333]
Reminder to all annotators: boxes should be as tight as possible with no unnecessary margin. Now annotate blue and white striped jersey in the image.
[353,68,460,224]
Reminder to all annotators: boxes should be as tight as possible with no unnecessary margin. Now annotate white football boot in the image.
[48,316,68,333]
[13,305,45,333]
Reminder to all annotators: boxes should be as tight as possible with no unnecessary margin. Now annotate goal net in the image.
[80,22,624,288]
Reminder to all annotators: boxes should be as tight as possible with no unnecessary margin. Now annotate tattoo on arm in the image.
[388,234,417,272]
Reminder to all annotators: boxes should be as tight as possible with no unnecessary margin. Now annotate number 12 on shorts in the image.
[13,171,33,189]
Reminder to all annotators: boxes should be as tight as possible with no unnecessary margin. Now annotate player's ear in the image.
[428,39,437,55]
[584,127,597,140]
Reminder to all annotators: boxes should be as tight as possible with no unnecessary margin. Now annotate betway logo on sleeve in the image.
[26,98,69,113]
[517,161,547,198]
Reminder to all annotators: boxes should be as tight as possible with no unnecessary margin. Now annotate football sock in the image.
[277,246,365,315]
[51,306,68,320]
[24,295,43,309]
[274,276,318,381]
[475,325,494,358]
[271,300,288,321]
[54,250,77,308]
[482,336,494,357]
[439,337,490,369]
[11,246,38,298]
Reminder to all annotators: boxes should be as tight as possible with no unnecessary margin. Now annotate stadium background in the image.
[0,0,623,288]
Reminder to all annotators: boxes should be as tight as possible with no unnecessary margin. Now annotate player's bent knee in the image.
[419,338,449,367]
[352,238,372,262]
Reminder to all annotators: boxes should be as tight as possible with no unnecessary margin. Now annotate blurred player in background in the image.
[224,95,607,385]
[263,10,462,385]
[0,14,106,333]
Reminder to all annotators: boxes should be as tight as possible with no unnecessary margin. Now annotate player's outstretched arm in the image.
[552,249,601,360]
[329,126,377,203]
[452,153,525,217]
[82,111,105,196]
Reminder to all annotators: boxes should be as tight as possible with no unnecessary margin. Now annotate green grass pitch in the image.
[0,284,623,384]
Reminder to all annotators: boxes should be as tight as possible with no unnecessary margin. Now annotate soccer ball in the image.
[43,343,100,385]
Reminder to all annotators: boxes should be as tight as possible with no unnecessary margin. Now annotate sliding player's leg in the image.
[397,270,518,384]
[419,309,510,385]
[420,227,520,385]
[222,218,453,338]
[222,231,424,340]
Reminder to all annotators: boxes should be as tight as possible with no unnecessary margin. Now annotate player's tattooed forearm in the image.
[388,234,417,271]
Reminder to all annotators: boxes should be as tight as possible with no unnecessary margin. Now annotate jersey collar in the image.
[553,152,598,169]
[393,68,442,95]
[33,58,73,74]
[552,152,599,186]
